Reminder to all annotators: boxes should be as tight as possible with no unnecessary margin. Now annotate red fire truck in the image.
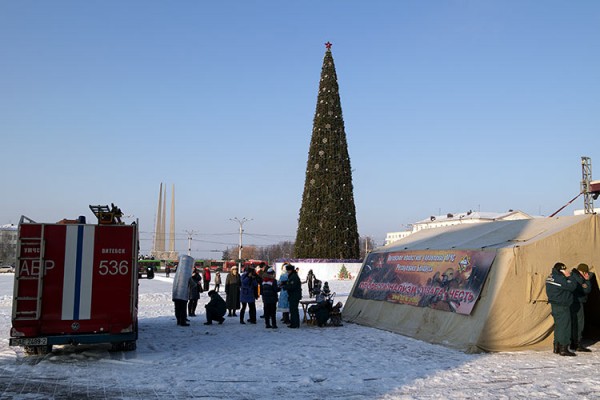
[9,207,139,355]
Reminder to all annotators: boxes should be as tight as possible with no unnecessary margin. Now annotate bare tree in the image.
[224,241,296,264]
[221,245,258,261]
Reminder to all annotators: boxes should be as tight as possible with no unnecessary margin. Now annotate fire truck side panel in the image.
[90,225,137,334]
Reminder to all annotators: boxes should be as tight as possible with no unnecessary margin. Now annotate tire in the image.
[109,342,123,352]
[110,341,137,352]
[122,341,136,351]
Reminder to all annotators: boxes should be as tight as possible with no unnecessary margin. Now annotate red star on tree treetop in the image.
[325,41,332,50]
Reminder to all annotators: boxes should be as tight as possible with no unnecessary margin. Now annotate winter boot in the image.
[553,342,559,354]
[574,342,592,352]
[282,312,290,325]
[558,344,576,356]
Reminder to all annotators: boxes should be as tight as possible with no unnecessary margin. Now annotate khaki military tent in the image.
[344,214,600,352]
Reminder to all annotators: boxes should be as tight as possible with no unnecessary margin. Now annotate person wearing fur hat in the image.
[570,263,592,352]
[546,262,578,356]
[225,266,241,317]
[284,264,302,328]
[261,267,280,328]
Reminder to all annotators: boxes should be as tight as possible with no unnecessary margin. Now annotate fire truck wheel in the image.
[110,341,136,352]
[109,342,123,352]
[122,341,136,351]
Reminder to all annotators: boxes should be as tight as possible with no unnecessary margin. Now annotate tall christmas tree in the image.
[294,42,360,259]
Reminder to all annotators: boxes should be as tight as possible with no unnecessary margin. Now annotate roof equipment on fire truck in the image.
[89,203,124,225]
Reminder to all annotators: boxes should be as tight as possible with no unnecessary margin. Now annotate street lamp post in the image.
[230,217,252,270]
[185,230,196,256]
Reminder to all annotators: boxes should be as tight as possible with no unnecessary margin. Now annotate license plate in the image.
[10,337,48,346]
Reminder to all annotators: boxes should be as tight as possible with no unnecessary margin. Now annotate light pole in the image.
[185,230,197,256]
[230,217,252,269]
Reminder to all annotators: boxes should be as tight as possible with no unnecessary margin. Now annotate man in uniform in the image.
[570,263,592,352]
[285,264,302,329]
[546,262,577,356]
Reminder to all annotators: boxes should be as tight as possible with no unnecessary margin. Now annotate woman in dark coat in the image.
[225,266,241,317]
[306,269,316,297]
[187,271,202,316]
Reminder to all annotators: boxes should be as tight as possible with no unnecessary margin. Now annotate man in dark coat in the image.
[225,266,241,317]
[570,263,592,352]
[260,268,280,328]
[546,262,577,356]
[284,264,302,329]
[204,290,226,325]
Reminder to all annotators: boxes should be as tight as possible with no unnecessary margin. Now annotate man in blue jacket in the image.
[546,262,577,356]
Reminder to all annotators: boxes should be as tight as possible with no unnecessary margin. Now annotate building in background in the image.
[574,208,600,215]
[0,224,18,265]
[384,210,533,246]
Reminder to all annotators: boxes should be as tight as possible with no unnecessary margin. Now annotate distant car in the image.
[0,265,15,273]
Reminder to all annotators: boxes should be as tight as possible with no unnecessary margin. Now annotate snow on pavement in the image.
[1,273,599,399]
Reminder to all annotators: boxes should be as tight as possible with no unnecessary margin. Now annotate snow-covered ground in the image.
[1,273,599,399]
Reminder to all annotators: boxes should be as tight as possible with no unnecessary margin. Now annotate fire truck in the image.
[9,205,139,355]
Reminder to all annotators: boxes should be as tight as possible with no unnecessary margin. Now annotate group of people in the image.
[224,262,303,329]
[173,262,304,329]
[545,262,592,356]
[174,267,227,326]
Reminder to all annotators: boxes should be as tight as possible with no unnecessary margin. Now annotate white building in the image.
[574,208,600,215]
[384,210,533,246]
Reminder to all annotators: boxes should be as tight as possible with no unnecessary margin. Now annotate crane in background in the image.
[549,156,600,217]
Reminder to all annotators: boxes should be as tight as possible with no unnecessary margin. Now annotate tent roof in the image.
[379,214,590,252]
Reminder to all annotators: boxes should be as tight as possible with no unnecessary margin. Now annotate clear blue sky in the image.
[2,1,599,259]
